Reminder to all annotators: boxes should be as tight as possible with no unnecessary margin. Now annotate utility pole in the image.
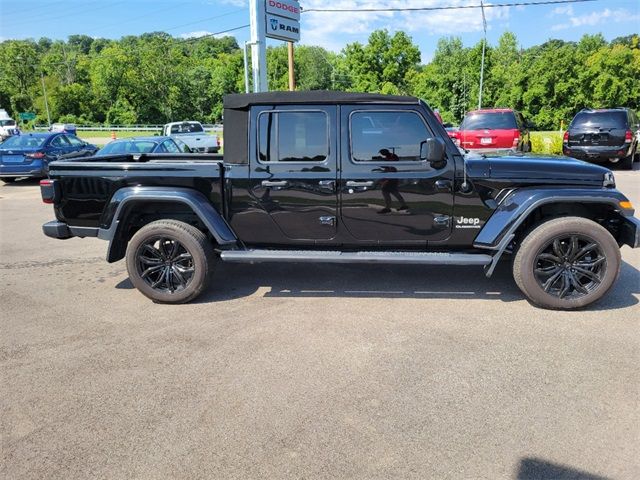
[287,42,295,91]
[40,72,51,127]
[249,0,268,92]
[478,0,486,109]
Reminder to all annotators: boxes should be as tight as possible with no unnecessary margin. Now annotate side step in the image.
[220,249,492,266]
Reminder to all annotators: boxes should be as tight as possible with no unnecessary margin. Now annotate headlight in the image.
[603,172,615,188]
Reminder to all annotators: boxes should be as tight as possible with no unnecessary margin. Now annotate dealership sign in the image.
[265,0,300,42]
[265,0,300,21]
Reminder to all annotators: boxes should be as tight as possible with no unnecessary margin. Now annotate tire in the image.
[1,178,16,184]
[513,217,621,310]
[523,141,532,153]
[619,154,633,170]
[125,219,216,304]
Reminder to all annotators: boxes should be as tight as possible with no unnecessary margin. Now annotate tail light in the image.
[512,131,520,148]
[40,179,59,204]
[625,130,633,143]
[563,131,569,144]
[26,151,46,159]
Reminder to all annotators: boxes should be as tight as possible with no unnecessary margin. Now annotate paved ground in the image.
[1,168,639,479]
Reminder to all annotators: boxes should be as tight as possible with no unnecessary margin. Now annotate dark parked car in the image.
[40,91,639,310]
[450,108,531,152]
[0,132,97,183]
[96,136,190,157]
[563,108,639,170]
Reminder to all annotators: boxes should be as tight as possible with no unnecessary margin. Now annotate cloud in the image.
[300,0,510,52]
[179,30,215,38]
[551,8,640,31]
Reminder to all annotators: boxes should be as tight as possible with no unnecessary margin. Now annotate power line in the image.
[180,24,250,43]
[301,0,597,13]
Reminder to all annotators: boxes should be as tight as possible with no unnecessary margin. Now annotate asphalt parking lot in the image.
[1,168,639,479]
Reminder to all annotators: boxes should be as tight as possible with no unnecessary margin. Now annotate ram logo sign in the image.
[265,13,300,42]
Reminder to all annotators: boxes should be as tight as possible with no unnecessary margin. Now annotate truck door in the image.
[339,106,454,245]
[249,105,338,241]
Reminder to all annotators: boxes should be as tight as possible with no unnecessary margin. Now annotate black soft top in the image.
[224,90,419,109]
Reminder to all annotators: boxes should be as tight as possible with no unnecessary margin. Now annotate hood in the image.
[466,154,610,186]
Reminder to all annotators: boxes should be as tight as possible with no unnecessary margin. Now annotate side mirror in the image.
[420,138,446,168]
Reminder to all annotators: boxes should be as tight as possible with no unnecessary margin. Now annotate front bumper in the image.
[621,216,640,248]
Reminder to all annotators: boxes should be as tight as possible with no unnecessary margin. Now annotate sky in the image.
[0,0,638,61]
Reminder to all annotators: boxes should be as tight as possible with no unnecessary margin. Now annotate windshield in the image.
[170,123,204,134]
[461,112,517,130]
[0,135,46,149]
[96,140,158,155]
[0,119,16,127]
[571,111,627,129]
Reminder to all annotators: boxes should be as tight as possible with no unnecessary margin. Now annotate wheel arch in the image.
[97,187,237,263]
[476,188,634,277]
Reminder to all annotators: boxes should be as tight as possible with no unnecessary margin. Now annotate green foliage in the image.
[530,131,563,155]
[0,31,637,129]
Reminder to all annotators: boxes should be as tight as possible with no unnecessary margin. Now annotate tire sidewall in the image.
[514,218,621,309]
[126,222,211,304]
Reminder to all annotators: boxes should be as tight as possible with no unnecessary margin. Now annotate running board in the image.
[220,250,493,266]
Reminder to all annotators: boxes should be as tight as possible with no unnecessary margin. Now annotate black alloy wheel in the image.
[125,219,216,303]
[136,237,195,293]
[512,217,621,309]
[533,234,606,300]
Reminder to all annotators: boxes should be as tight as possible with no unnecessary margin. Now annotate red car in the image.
[450,108,532,152]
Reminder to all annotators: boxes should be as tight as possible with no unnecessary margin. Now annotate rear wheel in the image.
[125,219,216,304]
[620,154,633,170]
[513,217,621,310]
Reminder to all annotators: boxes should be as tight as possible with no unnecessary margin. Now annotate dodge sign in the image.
[265,0,300,21]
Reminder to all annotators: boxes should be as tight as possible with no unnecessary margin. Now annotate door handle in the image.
[261,180,289,188]
[318,180,335,190]
[346,181,374,187]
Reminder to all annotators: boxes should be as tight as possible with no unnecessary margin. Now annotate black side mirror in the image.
[420,138,446,168]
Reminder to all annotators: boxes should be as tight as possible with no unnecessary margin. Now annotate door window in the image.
[162,139,180,153]
[350,111,432,162]
[50,135,70,148]
[65,135,84,147]
[258,111,328,163]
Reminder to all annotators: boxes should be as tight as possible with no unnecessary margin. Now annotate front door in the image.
[340,106,454,245]
[249,105,338,241]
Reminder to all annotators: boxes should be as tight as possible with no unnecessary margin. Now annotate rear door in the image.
[339,105,454,245]
[248,105,338,241]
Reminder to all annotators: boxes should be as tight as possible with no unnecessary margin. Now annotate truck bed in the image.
[48,153,226,229]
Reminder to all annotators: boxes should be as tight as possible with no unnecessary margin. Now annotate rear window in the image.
[461,111,517,130]
[170,123,204,134]
[97,140,158,155]
[0,119,16,126]
[571,111,628,129]
[0,135,46,148]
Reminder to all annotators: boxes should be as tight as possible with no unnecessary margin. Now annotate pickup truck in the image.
[162,121,220,153]
[40,91,640,309]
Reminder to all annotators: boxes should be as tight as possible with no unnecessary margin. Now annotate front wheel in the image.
[125,219,216,304]
[513,217,621,310]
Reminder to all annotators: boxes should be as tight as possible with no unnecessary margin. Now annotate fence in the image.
[33,124,224,133]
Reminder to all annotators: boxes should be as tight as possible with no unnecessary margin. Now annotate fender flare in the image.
[475,187,633,277]
[97,186,237,262]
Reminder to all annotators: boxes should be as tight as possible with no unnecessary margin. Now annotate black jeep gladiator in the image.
[40,91,640,309]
